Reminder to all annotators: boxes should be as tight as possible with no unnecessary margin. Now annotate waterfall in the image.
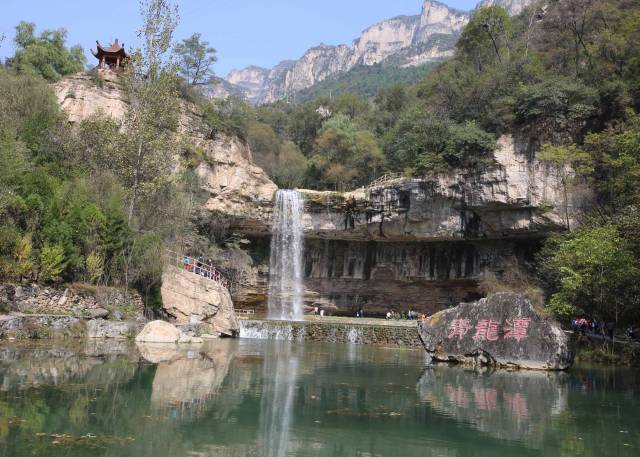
[268,190,305,321]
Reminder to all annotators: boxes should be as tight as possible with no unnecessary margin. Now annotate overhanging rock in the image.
[418,293,572,370]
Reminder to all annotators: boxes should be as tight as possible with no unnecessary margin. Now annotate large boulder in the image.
[418,293,572,370]
[161,265,239,337]
[135,320,182,343]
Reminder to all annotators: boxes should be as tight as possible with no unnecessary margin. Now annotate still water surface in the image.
[0,339,638,456]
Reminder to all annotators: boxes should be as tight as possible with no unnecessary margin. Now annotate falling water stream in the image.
[267,189,305,321]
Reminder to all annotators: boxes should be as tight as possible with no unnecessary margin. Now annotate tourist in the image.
[627,326,636,341]
[314,306,319,315]
[320,309,325,317]
[605,321,615,340]
[207,258,213,279]
[386,311,391,320]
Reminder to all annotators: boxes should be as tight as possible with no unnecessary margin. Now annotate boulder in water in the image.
[135,320,182,343]
[418,293,572,370]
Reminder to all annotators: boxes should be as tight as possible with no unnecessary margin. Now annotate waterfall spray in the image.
[267,190,305,320]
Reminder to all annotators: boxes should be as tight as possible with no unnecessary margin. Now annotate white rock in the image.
[161,266,239,337]
[135,320,181,343]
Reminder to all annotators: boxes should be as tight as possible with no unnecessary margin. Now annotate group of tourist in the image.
[182,255,223,282]
[385,310,425,321]
[571,318,616,339]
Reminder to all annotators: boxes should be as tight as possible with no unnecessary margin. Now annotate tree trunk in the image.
[128,142,144,224]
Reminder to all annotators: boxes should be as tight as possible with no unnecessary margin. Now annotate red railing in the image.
[167,250,229,287]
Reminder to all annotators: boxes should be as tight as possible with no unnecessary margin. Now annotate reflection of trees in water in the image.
[259,342,301,457]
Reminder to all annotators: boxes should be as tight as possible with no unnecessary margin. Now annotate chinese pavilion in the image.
[92,39,127,70]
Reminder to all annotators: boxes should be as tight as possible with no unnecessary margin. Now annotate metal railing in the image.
[167,250,229,288]
[366,172,406,189]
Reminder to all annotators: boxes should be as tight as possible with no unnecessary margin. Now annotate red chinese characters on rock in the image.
[504,318,532,342]
[473,319,500,341]
[444,317,532,342]
[447,319,472,340]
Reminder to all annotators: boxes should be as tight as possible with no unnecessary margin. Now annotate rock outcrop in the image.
[214,0,534,104]
[52,71,277,221]
[161,265,239,337]
[135,320,182,343]
[417,293,572,370]
[86,319,137,339]
[236,134,590,242]
[53,71,127,122]
[478,0,532,16]
[0,283,144,318]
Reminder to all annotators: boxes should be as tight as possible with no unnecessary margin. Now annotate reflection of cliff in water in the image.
[416,366,568,445]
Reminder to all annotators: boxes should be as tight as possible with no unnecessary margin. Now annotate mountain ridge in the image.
[209,0,533,104]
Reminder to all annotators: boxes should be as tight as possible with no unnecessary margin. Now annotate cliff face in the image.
[231,134,591,316]
[478,0,533,16]
[53,71,277,219]
[215,0,533,104]
[237,134,589,242]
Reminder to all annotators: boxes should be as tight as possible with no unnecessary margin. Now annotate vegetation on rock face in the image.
[0,0,203,306]
[212,0,639,325]
[0,0,639,326]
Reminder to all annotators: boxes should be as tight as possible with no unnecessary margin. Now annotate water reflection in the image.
[259,341,302,457]
[417,366,570,446]
[0,340,638,457]
[137,342,238,419]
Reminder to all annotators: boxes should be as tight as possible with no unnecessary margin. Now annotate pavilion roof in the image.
[92,39,127,58]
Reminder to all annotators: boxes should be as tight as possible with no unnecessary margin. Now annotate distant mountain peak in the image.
[212,0,534,105]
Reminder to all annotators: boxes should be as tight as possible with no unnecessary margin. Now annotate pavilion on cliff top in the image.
[92,39,127,70]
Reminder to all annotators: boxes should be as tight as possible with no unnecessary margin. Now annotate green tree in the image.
[137,0,179,80]
[457,6,512,71]
[545,225,640,324]
[311,114,384,189]
[272,141,307,189]
[39,243,66,283]
[246,121,280,175]
[385,109,495,174]
[174,32,217,85]
[12,22,85,81]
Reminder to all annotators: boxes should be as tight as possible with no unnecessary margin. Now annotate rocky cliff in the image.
[214,0,534,104]
[230,134,591,316]
[53,70,277,221]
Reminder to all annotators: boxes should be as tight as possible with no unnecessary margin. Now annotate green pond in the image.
[0,339,638,457]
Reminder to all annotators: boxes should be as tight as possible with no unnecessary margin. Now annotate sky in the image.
[0,0,479,77]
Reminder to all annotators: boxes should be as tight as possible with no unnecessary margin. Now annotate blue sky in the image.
[0,0,478,76]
